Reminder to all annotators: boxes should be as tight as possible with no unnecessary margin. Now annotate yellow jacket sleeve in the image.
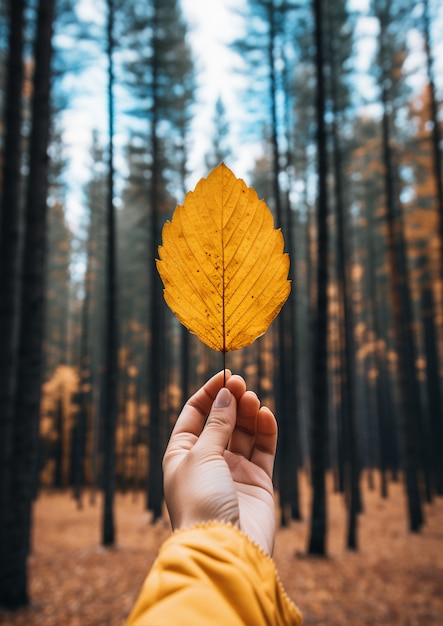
[125,521,302,626]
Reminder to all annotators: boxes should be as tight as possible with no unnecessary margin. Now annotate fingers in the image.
[228,391,260,458]
[166,370,277,479]
[225,374,247,403]
[228,396,277,480]
[250,406,277,479]
[169,370,230,440]
[168,371,246,440]
[193,387,237,455]
[187,375,258,455]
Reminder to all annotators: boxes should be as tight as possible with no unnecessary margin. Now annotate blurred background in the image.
[0,0,442,611]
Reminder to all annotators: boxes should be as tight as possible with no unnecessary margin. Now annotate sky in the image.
[62,0,248,232]
[172,0,250,188]
[61,0,443,234]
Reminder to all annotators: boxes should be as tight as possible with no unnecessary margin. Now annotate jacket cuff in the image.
[169,520,303,625]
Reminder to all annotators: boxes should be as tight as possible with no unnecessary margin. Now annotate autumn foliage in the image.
[157,164,290,352]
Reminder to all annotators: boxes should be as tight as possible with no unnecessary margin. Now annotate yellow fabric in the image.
[125,521,302,626]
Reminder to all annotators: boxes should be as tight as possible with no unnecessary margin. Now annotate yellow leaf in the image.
[156,163,291,352]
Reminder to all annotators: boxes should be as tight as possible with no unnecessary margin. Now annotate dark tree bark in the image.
[146,15,165,519]
[277,297,301,526]
[73,252,93,508]
[326,0,360,550]
[180,327,190,407]
[382,112,423,532]
[0,0,25,581]
[75,210,96,505]
[419,255,443,496]
[378,9,423,532]
[331,108,360,551]
[146,112,165,521]
[422,0,443,290]
[179,141,190,407]
[281,14,301,523]
[101,0,119,546]
[263,0,300,526]
[420,9,443,495]
[52,394,65,488]
[0,0,55,608]
[307,0,329,557]
[365,216,393,499]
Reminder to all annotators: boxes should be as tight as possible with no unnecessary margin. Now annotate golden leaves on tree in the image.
[157,163,290,352]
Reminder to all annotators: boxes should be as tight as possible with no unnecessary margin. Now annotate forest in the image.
[0,0,442,620]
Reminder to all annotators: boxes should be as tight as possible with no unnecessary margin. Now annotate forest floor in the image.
[1,473,443,626]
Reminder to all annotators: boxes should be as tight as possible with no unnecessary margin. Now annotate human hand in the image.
[163,370,278,556]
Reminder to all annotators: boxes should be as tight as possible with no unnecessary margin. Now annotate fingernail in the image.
[214,387,232,408]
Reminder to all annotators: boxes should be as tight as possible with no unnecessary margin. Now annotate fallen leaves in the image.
[1,476,442,626]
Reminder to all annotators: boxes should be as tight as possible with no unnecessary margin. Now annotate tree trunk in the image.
[0,0,25,589]
[326,3,360,548]
[101,0,118,546]
[308,0,329,557]
[0,0,55,608]
[179,169,190,406]
[77,213,95,503]
[180,327,190,407]
[365,217,392,499]
[146,136,165,521]
[73,255,93,507]
[146,31,164,519]
[266,0,300,526]
[419,256,443,495]
[422,0,443,291]
[420,7,443,495]
[282,19,301,522]
[53,394,65,488]
[379,35,423,531]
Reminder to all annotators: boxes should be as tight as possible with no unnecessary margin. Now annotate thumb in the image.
[194,387,236,455]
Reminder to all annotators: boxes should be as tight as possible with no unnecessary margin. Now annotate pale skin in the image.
[163,370,278,556]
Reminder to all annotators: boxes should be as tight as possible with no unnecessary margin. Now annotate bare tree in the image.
[0,0,56,607]
[307,0,329,557]
[0,0,25,597]
[101,0,119,546]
